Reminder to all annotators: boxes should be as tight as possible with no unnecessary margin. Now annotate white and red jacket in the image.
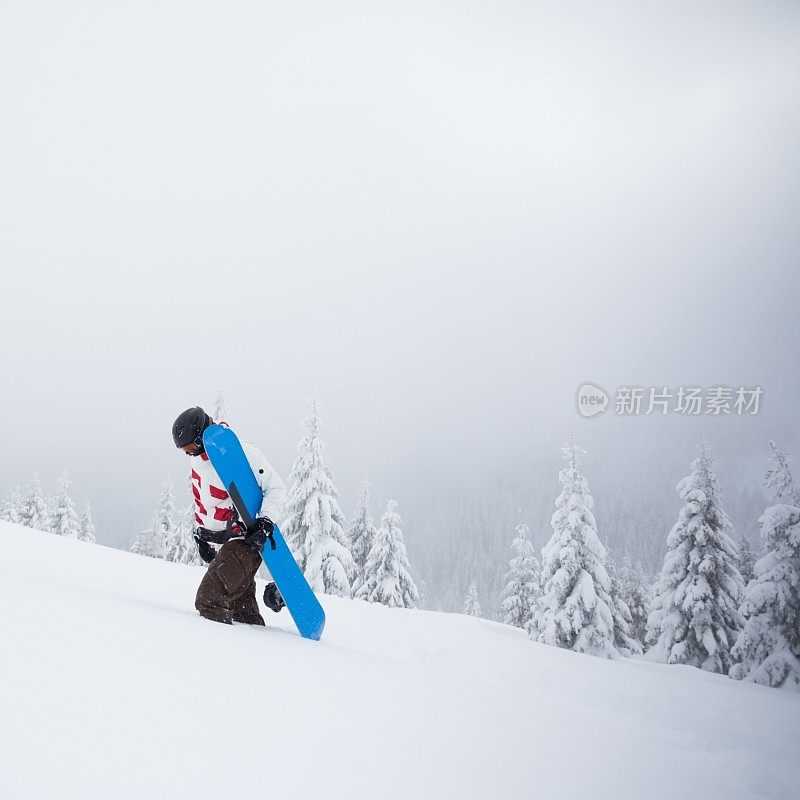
[190,436,286,541]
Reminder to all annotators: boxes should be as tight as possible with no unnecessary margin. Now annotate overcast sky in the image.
[1,1,798,543]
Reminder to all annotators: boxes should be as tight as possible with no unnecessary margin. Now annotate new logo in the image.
[577,384,609,417]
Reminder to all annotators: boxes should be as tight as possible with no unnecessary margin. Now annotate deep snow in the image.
[1,522,798,800]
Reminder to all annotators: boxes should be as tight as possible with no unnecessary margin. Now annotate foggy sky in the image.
[1,1,799,547]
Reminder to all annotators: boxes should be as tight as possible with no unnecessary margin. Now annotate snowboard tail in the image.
[202,425,326,641]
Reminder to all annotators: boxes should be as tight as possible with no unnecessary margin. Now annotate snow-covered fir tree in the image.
[156,476,176,536]
[356,497,419,608]
[79,501,97,544]
[532,435,616,658]
[1,484,22,525]
[50,471,81,539]
[500,521,540,631]
[282,395,355,597]
[132,514,167,559]
[212,386,230,424]
[730,504,800,689]
[737,534,756,586]
[346,477,377,593]
[18,473,50,532]
[131,476,175,559]
[646,439,745,673]
[164,476,204,565]
[464,580,481,617]
[605,541,642,657]
[165,503,205,566]
[619,553,651,649]
[730,444,800,689]
[763,440,800,506]
[163,505,188,563]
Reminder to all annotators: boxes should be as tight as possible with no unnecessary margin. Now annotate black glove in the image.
[263,581,285,613]
[193,533,217,564]
[243,516,275,552]
[195,526,229,545]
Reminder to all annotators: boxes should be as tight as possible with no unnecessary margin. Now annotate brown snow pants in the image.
[195,539,265,626]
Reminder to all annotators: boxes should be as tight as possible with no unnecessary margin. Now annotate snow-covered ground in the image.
[1,522,797,800]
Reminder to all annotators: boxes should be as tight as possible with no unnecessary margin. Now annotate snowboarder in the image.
[171,406,287,625]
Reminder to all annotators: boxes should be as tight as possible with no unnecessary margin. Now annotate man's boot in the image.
[264,581,285,613]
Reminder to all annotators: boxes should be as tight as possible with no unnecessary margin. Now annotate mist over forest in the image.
[1,2,798,618]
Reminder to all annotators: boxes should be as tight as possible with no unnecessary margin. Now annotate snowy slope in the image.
[1,522,797,800]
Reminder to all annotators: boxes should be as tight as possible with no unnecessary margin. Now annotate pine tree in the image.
[1,484,22,525]
[764,440,800,505]
[620,553,651,649]
[131,476,175,559]
[532,435,616,658]
[500,522,541,631]
[347,478,377,593]
[165,476,204,566]
[646,439,745,673]
[730,504,800,689]
[730,443,800,689]
[18,473,50,532]
[164,506,186,563]
[464,580,481,617]
[212,386,230,424]
[356,497,419,608]
[50,471,82,539]
[157,476,176,535]
[165,503,205,566]
[737,534,756,586]
[605,541,642,657]
[132,514,168,559]
[283,395,355,597]
[79,501,97,544]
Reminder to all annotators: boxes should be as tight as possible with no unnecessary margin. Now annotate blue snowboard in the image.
[202,424,325,641]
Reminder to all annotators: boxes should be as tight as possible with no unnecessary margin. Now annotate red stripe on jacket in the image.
[192,486,208,516]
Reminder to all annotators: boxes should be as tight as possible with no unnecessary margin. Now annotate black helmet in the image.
[172,407,211,453]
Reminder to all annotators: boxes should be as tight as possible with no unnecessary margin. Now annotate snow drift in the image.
[1,521,798,800]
